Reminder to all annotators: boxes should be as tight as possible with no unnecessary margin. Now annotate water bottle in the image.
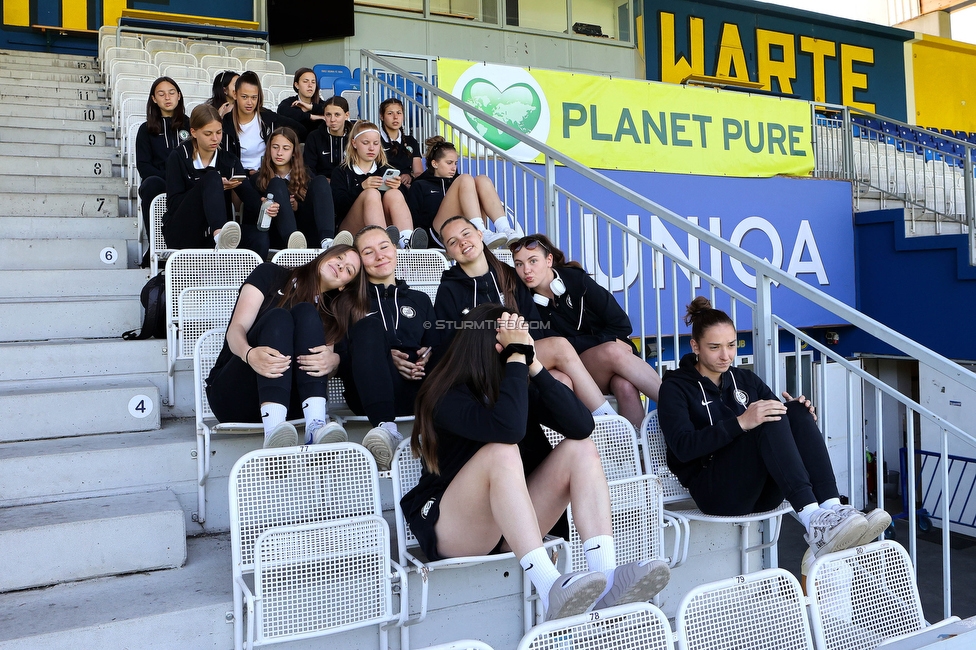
[257,193,274,231]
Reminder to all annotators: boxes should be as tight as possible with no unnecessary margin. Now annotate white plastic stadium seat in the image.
[161,65,211,83]
[154,50,197,68]
[187,42,228,60]
[148,192,173,276]
[543,414,642,482]
[230,46,268,63]
[177,286,239,360]
[806,540,949,650]
[245,58,286,75]
[390,441,569,648]
[229,444,407,650]
[144,38,185,58]
[675,568,814,650]
[260,72,291,89]
[416,641,494,650]
[517,602,675,650]
[201,55,243,78]
[640,410,791,571]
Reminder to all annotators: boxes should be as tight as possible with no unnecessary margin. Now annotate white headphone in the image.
[532,269,566,306]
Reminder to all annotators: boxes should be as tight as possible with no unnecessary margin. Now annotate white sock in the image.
[821,497,842,509]
[301,396,326,423]
[493,215,513,232]
[592,400,615,417]
[520,547,561,610]
[470,217,488,232]
[583,535,616,594]
[380,421,403,442]
[797,502,820,529]
[261,403,288,438]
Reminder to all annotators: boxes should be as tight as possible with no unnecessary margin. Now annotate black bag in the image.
[123,272,166,340]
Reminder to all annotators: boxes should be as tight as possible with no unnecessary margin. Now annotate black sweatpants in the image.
[163,169,260,249]
[688,401,840,516]
[206,302,328,423]
[341,314,421,426]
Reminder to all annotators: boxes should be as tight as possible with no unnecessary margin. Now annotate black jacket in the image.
[276,95,323,141]
[366,279,440,354]
[434,263,551,344]
[135,116,184,180]
[164,142,245,219]
[381,130,421,176]
[657,352,777,488]
[303,121,352,179]
[220,109,306,168]
[330,162,398,221]
[533,266,634,354]
[406,168,453,233]
[400,362,594,531]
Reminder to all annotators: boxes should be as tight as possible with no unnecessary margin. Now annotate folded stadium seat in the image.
[850,115,865,139]
[187,42,228,61]
[516,602,675,650]
[313,64,351,94]
[865,119,881,140]
[144,38,185,58]
[333,77,360,96]
[154,51,198,69]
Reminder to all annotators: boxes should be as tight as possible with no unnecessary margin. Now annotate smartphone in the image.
[229,174,247,181]
[377,168,400,192]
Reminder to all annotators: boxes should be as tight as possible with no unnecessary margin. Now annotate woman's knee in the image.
[251,307,294,343]
[477,442,524,474]
[266,176,289,196]
[382,188,407,207]
[201,168,224,190]
[558,437,601,468]
[290,301,319,322]
[359,187,382,205]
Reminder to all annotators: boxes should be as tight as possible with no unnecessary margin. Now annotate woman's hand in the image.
[391,349,426,380]
[218,101,234,117]
[782,391,817,421]
[261,197,279,219]
[246,346,291,378]
[385,175,402,190]
[399,174,413,189]
[297,345,339,377]
[291,99,313,112]
[737,399,788,431]
[289,194,298,211]
[222,177,242,190]
[362,175,384,190]
[495,312,534,364]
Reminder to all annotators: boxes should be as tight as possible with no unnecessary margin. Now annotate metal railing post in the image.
[966,147,975,265]
[753,273,775,386]
[545,155,557,237]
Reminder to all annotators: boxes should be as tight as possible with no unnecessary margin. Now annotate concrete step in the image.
[2,103,111,121]
[0,238,128,270]
[0,67,103,84]
[0,126,109,147]
[0,50,97,67]
[0,156,115,177]
[0,59,100,74]
[0,379,161,442]
[0,490,185,592]
[0,296,143,341]
[0,269,146,299]
[0,93,107,109]
[0,76,102,92]
[0,338,166,383]
[0,87,112,106]
[0,172,124,193]
[0,216,135,239]
[0,114,112,132]
[4,142,119,161]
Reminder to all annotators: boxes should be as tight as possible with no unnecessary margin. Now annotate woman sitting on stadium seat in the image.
[378,98,423,189]
[163,104,257,250]
[336,225,440,470]
[510,234,661,429]
[247,126,341,256]
[304,96,354,181]
[206,245,361,449]
[207,70,238,119]
[434,216,618,418]
[400,303,671,621]
[330,121,425,249]
[658,296,892,559]
[407,137,521,249]
[276,67,324,141]
[136,76,186,254]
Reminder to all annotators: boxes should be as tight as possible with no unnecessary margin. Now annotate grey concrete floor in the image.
[777,508,976,622]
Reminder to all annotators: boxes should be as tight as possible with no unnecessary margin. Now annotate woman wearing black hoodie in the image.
[221,71,306,173]
[657,296,891,560]
[136,77,187,240]
[303,96,353,179]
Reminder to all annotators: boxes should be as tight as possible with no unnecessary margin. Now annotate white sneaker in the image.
[264,421,298,448]
[495,227,519,247]
[332,230,354,248]
[595,559,671,609]
[481,228,508,249]
[287,230,307,249]
[545,571,607,621]
[833,505,891,547]
[214,221,241,250]
[305,418,347,445]
[362,424,403,472]
[805,507,869,558]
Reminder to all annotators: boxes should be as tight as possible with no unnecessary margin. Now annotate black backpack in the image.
[123,272,166,340]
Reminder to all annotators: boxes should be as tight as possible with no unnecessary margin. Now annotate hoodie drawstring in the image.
[698,382,714,426]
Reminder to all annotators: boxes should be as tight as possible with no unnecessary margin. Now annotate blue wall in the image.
[853,209,976,361]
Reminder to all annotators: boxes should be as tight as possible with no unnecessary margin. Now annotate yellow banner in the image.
[437,58,814,177]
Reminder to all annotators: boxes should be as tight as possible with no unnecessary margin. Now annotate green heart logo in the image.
[461,79,542,150]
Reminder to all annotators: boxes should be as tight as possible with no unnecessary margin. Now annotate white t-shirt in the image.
[238,117,264,170]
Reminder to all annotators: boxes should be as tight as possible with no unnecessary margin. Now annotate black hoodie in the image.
[164,142,245,220]
[366,279,440,355]
[532,265,634,355]
[657,352,777,488]
[303,121,352,179]
[433,263,551,343]
[136,116,184,180]
[405,168,454,234]
[276,94,323,141]
[220,109,306,169]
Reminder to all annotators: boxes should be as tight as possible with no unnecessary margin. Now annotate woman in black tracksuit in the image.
[275,67,324,141]
[206,246,361,448]
[399,303,670,621]
[163,104,257,250]
[434,216,616,418]
[337,226,440,470]
[136,77,186,241]
[221,71,306,173]
[657,296,891,560]
[303,96,353,180]
[509,234,662,429]
[378,97,423,188]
